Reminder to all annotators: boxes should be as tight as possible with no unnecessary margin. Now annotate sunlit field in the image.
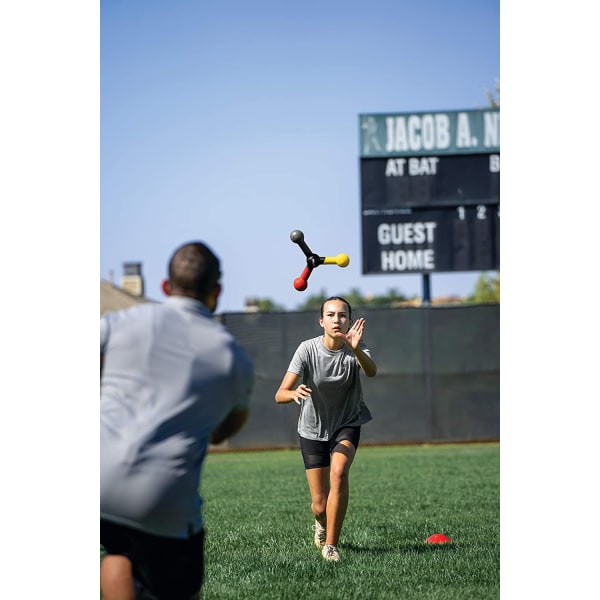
[199,443,499,600]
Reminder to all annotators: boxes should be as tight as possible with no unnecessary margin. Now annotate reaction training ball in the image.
[289,230,349,291]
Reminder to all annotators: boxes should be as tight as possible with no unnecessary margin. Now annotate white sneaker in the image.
[322,544,340,562]
[312,521,326,547]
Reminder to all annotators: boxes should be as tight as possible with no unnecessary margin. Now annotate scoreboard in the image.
[359,108,500,275]
[362,206,499,273]
[360,153,499,208]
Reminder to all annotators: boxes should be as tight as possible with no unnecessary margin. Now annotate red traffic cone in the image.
[425,533,452,544]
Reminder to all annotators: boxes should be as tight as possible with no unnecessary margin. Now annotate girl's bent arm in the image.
[275,372,312,404]
[353,346,377,377]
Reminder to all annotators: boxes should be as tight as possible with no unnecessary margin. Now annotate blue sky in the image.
[100,0,500,312]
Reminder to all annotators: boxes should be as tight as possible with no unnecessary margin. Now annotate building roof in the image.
[100,279,156,315]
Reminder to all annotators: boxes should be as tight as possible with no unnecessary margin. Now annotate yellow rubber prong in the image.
[323,254,350,267]
[337,253,350,267]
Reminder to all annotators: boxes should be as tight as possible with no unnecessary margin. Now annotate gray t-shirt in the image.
[287,336,373,441]
[100,296,254,538]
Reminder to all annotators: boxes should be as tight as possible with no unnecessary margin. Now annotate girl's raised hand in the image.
[337,318,365,350]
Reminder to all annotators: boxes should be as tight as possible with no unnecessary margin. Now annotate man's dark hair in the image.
[168,242,221,299]
[320,296,352,319]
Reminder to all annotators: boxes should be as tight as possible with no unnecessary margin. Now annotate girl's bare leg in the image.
[305,466,330,528]
[325,440,356,546]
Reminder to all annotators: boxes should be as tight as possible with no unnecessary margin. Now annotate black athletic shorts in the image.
[299,426,361,469]
[100,519,205,600]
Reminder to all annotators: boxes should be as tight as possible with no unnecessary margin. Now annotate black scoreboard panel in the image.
[361,204,499,274]
[360,153,499,209]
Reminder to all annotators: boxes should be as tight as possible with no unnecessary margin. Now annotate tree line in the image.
[250,271,500,312]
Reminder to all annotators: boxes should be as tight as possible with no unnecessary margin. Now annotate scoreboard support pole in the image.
[422,273,431,306]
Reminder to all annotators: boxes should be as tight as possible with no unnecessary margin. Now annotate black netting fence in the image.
[217,304,499,449]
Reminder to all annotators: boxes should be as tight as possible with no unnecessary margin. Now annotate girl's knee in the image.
[329,462,350,487]
[311,495,328,516]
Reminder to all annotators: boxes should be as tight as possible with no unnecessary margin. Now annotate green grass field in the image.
[199,443,499,599]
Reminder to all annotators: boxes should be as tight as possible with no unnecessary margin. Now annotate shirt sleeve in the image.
[287,341,308,376]
[100,314,111,353]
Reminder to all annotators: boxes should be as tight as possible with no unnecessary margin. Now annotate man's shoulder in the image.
[101,302,156,322]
